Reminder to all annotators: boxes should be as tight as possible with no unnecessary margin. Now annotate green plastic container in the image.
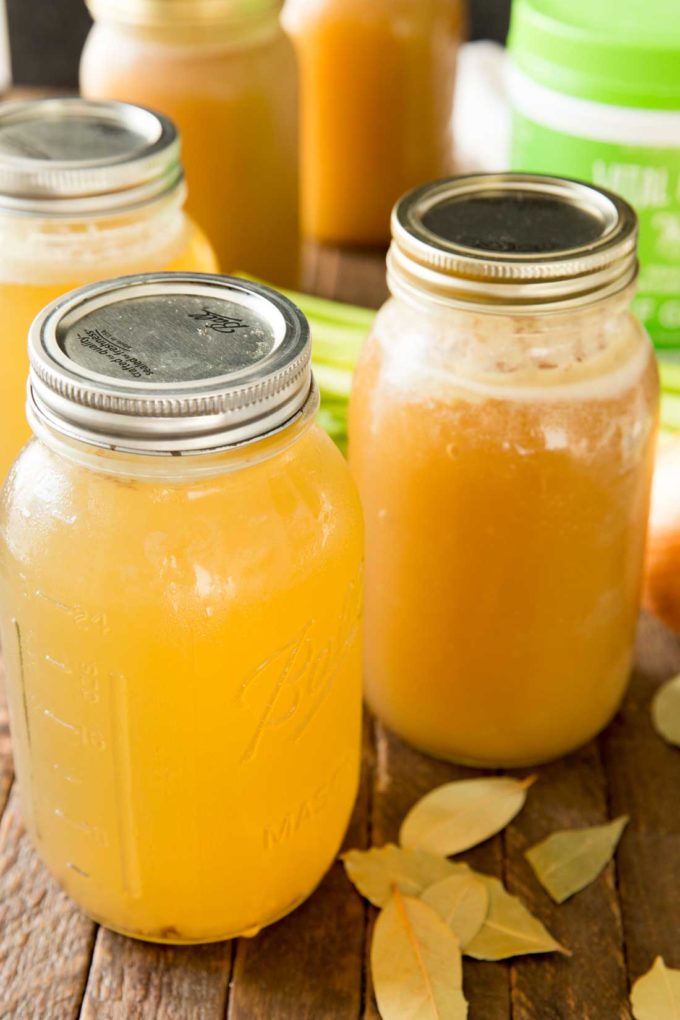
[508,0,680,348]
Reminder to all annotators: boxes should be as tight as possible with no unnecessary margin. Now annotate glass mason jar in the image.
[81,0,300,286]
[349,174,659,767]
[283,0,463,245]
[0,98,217,481]
[0,273,363,943]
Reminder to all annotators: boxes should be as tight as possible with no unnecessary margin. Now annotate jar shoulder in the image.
[0,204,207,286]
[82,19,297,76]
[358,297,657,405]
[284,0,462,29]
[1,428,362,581]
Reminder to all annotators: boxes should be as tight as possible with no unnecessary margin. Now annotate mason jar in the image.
[283,0,463,245]
[81,0,300,286]
[0,97,217,480]
[0,273,363,943]
[349,174,659,767]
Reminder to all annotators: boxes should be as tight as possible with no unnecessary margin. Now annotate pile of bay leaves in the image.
[342,674,680,1020]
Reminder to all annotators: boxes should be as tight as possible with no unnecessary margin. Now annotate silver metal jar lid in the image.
[28,273,314,455]
[0,98,182,216]
[388,174,639,310]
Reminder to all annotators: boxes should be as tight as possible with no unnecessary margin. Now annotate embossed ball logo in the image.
[188,307,250,335]
[235,576,363,766]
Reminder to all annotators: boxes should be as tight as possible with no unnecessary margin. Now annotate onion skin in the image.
[644,433,680,634]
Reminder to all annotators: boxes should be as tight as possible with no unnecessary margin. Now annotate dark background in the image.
[6,0,511,87]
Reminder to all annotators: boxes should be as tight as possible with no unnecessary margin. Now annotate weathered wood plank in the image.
[304,241,340,301]
[600,613,680,985]
[504,743,630,1020]
[366,720,511,1020]
[228,862,365,1020]
[0,669,13,821]
[305,243,387,311]
[79,932,232,1020]
[332,248,388,310]
[227,718,372,1020]
[0,786,95,1019]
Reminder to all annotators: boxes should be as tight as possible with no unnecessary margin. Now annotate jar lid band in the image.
[389,174,639,311]
[0,98,182,217]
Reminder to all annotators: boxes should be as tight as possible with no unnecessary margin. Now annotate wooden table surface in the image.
[1,246,679,1020]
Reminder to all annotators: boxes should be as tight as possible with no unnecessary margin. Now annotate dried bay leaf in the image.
[371,888,468,1020]
[400,776,535,856]
[421,873,489,948]
[631,957,680,1019]
[342,844,469,907]
[652,674,680,748]
[526,816,629,903]
[465,873,568,960]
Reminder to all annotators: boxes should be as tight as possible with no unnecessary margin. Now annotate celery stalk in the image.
[316,406,348,456]
[317,405,348,437]
[308,320,367,369]
[659,356,680,395]
[313,363,353,400]
[661,392,680,431]
[235,272,376,330]
[233,273,372,453]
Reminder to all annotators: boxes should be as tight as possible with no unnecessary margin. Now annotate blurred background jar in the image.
[0,97,216,480]
[350,175,659,767]
[283,0,465,246]
[81,0,300,286]
[508,0,680,351]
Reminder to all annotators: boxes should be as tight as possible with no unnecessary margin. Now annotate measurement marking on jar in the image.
[14,619,41,838]
[44,655,71,672]
[54,808,109,847]
[43,709,80,735]
[35,590,71,613]
[14,621,31,749]
[41,710,108,751]
[110,670,142,899]
[80,728,107,751]
[34,591,110,634]
[52,763,82,785]
[79,665,101,704]
[66,863,90,879]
